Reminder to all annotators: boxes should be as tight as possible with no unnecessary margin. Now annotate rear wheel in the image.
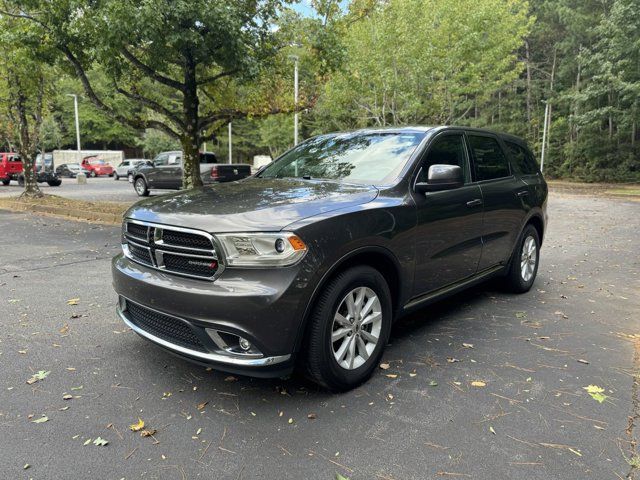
[305,265,392,391]
[47,179,62,187]
[90,171,96,178]
[1,178,9,186]
[503,224,540,293]
[134,177,149,197]
[114,173,119,180]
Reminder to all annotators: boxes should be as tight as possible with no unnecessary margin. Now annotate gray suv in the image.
[112,126,547,390]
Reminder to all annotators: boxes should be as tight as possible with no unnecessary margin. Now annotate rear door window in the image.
[467,135,511,181]
[504,141,539,175]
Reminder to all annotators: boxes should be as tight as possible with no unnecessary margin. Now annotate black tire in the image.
[1,178,9,186]
[305,265,392,391]
[503,224,540,293]
[90,171,96,178]
[114,173,119,180]
[127,173,134,183]
[134,177,150,197]
[47,179,62,187]
[108,173,114,177]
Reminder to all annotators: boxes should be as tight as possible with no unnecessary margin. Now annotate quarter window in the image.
[505,141,539,175]
[468,135,510,181]
[418,135,468,183]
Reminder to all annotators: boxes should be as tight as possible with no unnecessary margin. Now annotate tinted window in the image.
[468,135,510,181]
[505,141,538,175]
[200,153,217,164]
[418,134,468,183]
[261,132,425,184]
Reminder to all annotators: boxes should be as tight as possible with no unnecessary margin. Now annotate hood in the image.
[126,177,379,232]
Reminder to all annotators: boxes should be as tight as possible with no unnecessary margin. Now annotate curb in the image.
[0,200,123,225]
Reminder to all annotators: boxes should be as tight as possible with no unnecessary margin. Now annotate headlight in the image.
[215,232,307,267]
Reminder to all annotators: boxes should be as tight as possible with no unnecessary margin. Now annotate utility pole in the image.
[288,55,299,146]
[228,122,232,164]
[66,94,81,164]
[540,101,549,173]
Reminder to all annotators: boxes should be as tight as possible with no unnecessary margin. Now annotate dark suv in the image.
[112,126,547,390]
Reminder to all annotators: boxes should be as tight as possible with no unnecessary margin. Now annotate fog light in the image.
[238,337,252,351]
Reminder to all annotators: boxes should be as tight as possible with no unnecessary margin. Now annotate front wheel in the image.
[127,173,134,183]
[90,171,97,178]
[503,224,540,293]
[114,173,119,180]
[305,265,392,391]
[134,177,149,197]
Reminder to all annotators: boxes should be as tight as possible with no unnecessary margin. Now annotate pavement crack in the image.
[0,255,114,276]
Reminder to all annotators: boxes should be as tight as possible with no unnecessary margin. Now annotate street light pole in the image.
[66,94,81,163]
[288,55,299,147]
[228,122,232,164]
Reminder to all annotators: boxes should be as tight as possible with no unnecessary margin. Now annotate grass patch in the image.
[604,188,640,197]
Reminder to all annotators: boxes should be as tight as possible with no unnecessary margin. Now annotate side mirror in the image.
[415,164,464,193]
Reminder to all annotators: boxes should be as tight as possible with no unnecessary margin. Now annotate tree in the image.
[1,0,294,188]
[313,0,532,129]
[0,14,54,197]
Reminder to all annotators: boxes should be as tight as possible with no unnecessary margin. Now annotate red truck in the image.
[81,155,114,177]
[0,152,62,186]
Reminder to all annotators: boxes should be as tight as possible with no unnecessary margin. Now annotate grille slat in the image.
[126,300,206,352]
[123,221,219,280]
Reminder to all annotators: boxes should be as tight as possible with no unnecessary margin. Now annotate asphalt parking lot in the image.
[0,176,168,203]
[0,192,638,480]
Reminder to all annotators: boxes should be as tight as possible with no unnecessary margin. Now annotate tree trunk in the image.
[181,56,203,189]
[14,88,42,198]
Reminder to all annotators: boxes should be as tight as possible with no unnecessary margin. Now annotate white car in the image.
[114,159,149,180]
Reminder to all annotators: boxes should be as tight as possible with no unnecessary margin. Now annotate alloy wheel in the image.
[520,235,537,282]
[331,286,382,370]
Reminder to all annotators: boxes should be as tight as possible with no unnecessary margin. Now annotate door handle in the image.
[517,190,529,197]
[466,199,483,208]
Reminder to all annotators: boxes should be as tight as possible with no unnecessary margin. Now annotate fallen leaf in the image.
[224,376,238,382]
[515,312,527,318]
[141,429,156,437]
[489,426,496,435]
[379,363,390,370]
[93,437,108,446]
[62,394,73,400]
[462,343,474,349]
[32,416,49,424]
[577,359,589,364]
[583,385,608,403]
[23,464,30,470]
[18,350,27,354]
[288,418,294,424]
[59,324,69,335]
[385,374,398,379]
[409,373,417,377]
[196,401,208,410]
[447,357,461,363]
[130,418,145,432]
[336,474,350,480]
[307,413,317,419]
[26,370,50,385]
[67,298,80,306]
[59,406,70,411]
[428,380,438,387]
[471,381,486,387]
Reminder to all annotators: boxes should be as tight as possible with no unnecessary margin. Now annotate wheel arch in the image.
[293,246,403,353]
[526,213,545,246]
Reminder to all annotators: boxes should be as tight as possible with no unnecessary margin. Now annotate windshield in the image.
[259,132,425,184]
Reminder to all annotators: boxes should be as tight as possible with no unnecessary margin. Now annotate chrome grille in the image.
[122,220,221,280]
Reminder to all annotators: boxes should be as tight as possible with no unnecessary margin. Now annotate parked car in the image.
[56,163,91,178]
[114,159,149,180]
[113,126,548,390]
[1,152,61,186]
[131,151,251,196]
[126,160,154,183]
[81,155,114,177]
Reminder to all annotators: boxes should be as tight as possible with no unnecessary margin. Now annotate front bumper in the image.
[112,253,314,377]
